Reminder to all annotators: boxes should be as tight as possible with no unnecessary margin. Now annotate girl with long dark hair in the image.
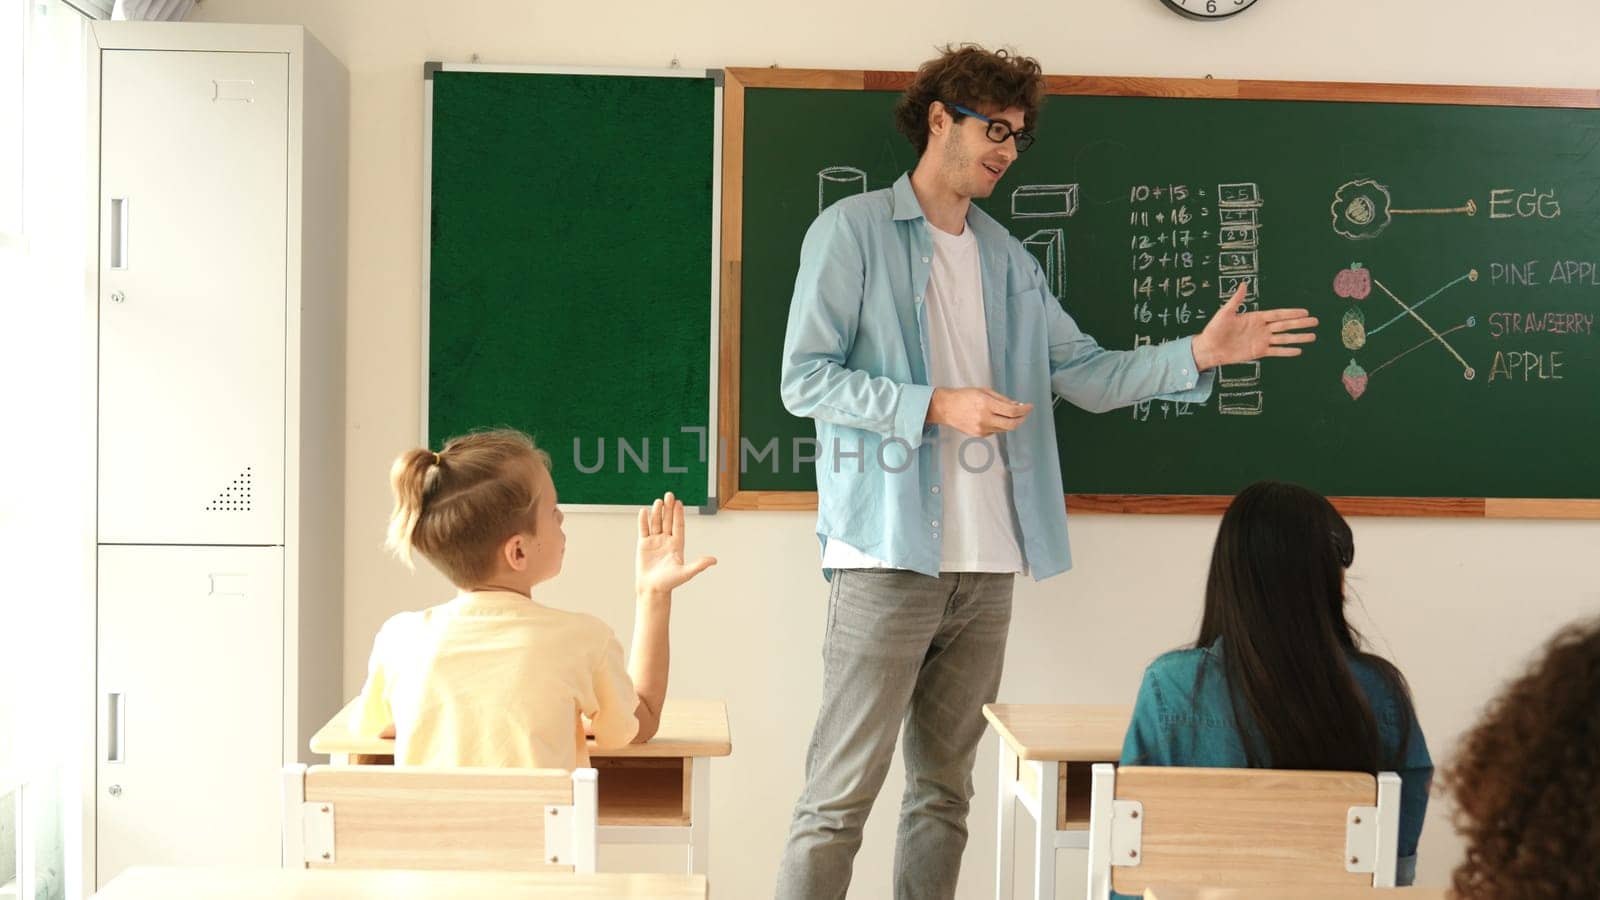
[1120,480,1432,884]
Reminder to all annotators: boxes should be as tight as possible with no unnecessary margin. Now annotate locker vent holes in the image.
[205,467,254,513]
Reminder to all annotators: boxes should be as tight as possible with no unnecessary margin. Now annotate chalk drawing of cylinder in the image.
[818,166,867,214]
[1023,228,1066,298]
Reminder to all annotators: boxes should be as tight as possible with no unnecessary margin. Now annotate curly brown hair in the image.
[894,44,1045,157]
[1441,615,1600,899]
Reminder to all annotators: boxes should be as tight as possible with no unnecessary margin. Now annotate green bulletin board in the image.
[426,65,719,508]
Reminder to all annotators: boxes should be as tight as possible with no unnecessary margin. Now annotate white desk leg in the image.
[688,756,710,877]
[996,735,1015,900]
[1030,760,1059,900]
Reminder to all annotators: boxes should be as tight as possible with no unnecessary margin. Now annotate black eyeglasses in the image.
[943,101,1036,153]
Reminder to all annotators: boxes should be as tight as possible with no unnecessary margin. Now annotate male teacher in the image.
[774,45,1318,899]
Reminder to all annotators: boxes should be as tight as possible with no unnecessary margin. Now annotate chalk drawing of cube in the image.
[1023,228,1066,298]
[1012,184,1080,219]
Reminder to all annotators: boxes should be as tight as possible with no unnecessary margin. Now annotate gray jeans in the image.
[775,569,1015,900]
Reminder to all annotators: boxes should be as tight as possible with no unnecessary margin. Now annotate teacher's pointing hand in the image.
[1190,280,1319,370]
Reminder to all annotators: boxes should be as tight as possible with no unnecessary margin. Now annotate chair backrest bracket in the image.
[1109,800,1145,868]
[542,803,576,865]
[300,801,336,864]
[1344,804,1378,874]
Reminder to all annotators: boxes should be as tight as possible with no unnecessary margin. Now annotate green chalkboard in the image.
[729,72,1600,508]
[427,67,716,506]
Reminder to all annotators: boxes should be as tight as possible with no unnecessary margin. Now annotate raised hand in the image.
[635,492,717,596]
[1191,280,1319,370]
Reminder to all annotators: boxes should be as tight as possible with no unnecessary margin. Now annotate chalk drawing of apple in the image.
[1333,263,1371,300]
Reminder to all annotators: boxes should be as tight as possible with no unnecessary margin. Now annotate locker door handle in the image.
[109,197,128,270]
[107,692,125,763]
[209,573,248,598]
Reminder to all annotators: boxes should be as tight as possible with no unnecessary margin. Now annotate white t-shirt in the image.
[823,222,1025,573]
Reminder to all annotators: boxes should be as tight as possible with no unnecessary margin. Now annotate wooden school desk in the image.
[310,698,731,875]
[1142,887,1448,900]
[984,703,1133,900]
[92,866,707,899]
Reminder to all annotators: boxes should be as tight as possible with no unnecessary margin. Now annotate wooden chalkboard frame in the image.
[717,67,1600,518]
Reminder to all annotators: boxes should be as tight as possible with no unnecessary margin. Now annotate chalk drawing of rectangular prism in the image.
[1217,250,1259,275]
[1218,275,1260,301]
[1012,183,1079,219]
[1217,182,1262,207]
[1218,224,1259,249]
[1023,228,1066,298]
[1219,390,1264,416]
[1219,207,1259,226]
[1219,361,1261,387]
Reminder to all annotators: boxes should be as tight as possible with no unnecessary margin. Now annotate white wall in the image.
[6,3,93,898]
[189,1,1600,896]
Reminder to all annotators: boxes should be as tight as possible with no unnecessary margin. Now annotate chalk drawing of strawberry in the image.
[1342,359,1369,401]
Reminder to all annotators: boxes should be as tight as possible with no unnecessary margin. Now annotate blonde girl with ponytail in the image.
[352,428,716,768]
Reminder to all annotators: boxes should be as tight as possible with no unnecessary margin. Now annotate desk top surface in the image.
[310,698,732,759]
[1143,886,1448,900]
[982,703,1133,761]
[93,867,708,900]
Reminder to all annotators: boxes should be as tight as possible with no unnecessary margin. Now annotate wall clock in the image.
[1161,0,1260,20]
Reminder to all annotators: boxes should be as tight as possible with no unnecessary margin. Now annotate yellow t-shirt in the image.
[353,590,639,768]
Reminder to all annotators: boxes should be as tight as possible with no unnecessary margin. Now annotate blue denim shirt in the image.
[780,173,1215,579]
[1120,642,1433,887]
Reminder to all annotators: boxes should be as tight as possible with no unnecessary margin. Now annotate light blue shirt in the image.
[780,173,1215,579]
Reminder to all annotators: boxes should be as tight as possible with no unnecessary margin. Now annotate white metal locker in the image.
[95,545,283,887]
[88,23,348,894]
[97,49,288,546]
